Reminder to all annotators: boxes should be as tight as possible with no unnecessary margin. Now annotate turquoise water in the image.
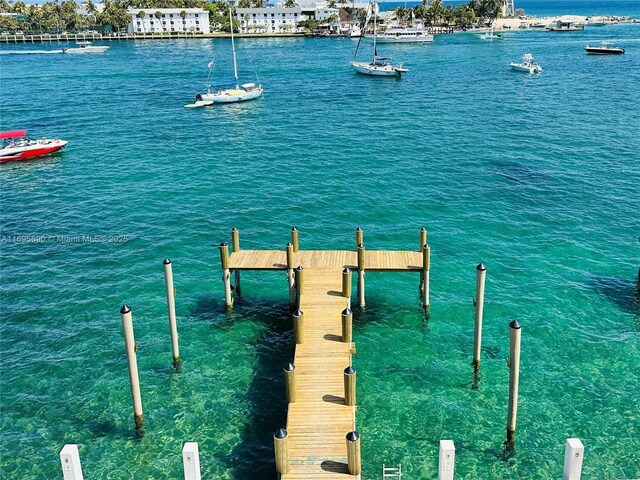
[1,24,640,479]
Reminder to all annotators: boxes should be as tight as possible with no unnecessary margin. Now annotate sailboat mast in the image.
[372,2,377,62]
[229,7,238,84]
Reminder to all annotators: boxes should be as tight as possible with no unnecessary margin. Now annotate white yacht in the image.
[63,41,109,54]
[510,53,543,74]
[375,25,434,43]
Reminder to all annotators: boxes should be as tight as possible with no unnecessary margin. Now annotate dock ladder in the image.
[382,463,402,479]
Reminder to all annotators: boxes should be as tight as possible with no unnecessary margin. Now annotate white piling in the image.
[473,263,486,370]
[438,440,455,480]
[286,242,295,307]
[562,438,584,480]
[219,242,232,308]
[120,305,144,433]
[357,243,365,308]
[163,259,180,370]
[231,227,241,297]
[422,244,430,309]
[506,320,522,445]
[60,444,83,480]
[182,442,202,480]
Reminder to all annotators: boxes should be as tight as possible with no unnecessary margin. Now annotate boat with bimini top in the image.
[63,41,109,54]
[510,53,543,74]
[0,130,68,162]
[186,8,262,107]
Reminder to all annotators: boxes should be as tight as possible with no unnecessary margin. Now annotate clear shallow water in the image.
[1,24,640,479]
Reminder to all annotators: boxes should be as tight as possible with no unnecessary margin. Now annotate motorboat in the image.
[350,2,409,77]
[187,9,262,107]
[510,53,543,73]
[480,26,502,39]
[350,56,409,76]
[584,41,624,54]
[0,130,68,162]
[375,25,434,43]
[63,41,109,54]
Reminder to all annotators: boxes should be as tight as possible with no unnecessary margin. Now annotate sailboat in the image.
[350,2,408,77]
[186,8,263,108]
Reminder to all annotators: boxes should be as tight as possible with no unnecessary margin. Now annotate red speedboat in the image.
[0,130,68,162]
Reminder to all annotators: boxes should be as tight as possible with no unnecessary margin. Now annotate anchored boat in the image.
[350,2,408,77]
[510,53,543,74]
[584,41,625,54]
[186,8,263,107]
[375,25,434,43]
[0,130,68,162]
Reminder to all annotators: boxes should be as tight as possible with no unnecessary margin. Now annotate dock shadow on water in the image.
[220,299,292,480]
[591,275,640,320]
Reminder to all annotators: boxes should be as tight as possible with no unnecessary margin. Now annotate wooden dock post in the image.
[420,228,427,292]
[562,438,584,480]
[163,259,181,371]
[438,440,455,480]
[355,226,363,247]
[219,242,233,308]
[341,308,352,343]
[274,428,290,474]
[357,243,365,308]
[60,444,83,480]
[344,366,356,406]
[286,242,295,307]
[506,320,522,445]
[346,431,362,475]
[284,363,297,403]
[231,227,241,297]
[120,305,144,434]
[293,309,304,344]
[473,263,487,371]
[295,266,304,310]
[342,267,352,309]
[291,227,299,252]
[182,442,202,480]
[422,244,431,309]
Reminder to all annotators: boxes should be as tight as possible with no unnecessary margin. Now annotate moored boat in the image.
[584,41,625,54]
[375,25,434,43]
[63,41,109,54]
[479,26,502,40]
[0,130,68,162]
[510,53,543,74]
[545,20,585,31]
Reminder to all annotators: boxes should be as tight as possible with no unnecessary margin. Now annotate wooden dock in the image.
[219,228,430,478]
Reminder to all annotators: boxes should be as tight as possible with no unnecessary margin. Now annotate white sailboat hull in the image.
[198,86,263,104]
[350,61,404,76]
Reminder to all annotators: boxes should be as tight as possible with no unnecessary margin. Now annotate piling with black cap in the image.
[357,243,365,308]
[422,244,430,309]
[163,259,180,371]
[420,228,428,293]
[284,363,296,403]
[341,308,352,343]
[506,320,522,445]
[293,309,304,344]
[286,242,295,307]
[355,226,363,248]
[273,428,289,474]
[291,227,299,253]
[344,366,356,406]
[231,228,241,297]
[219,242,232,308]
[342,267,352,308]
[120,305,144,434]
[346,431,361,475]
[295,265,304,309]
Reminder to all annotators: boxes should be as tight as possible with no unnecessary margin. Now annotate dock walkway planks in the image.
[229,250,422,271]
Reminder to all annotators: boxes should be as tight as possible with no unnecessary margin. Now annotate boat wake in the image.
[0,49,64,55]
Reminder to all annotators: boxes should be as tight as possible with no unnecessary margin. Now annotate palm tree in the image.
[137,10,145,34]
[179,9,187,32]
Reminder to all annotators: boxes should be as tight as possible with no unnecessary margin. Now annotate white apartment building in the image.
[235,7,302,33]
[127,8,210,34]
